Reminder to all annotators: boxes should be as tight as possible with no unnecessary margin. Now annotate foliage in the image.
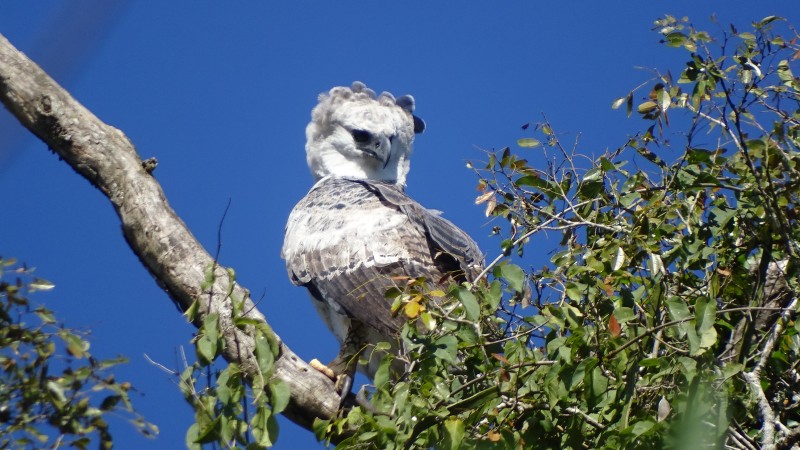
[180,266,288,449]
[0,257,155,449]
[314,15,800,449]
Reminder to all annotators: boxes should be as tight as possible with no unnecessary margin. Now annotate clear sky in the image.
[1,2,797,449]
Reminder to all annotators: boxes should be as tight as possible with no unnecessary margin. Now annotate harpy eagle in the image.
[281,82,483,395]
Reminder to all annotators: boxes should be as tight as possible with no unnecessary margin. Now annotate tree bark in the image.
[0,33,339,431]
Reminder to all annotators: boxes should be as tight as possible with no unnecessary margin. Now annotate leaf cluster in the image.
[317,15,800,449]
[181,266,288,449]
[0,257,156,449]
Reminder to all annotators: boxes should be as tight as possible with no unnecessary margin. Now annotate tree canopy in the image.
[317,15,800,450]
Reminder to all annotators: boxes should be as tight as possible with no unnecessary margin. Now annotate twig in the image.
[564,406,606,430]
[742,296,798,450]
[728,424,758,450]
[144,353,179,376]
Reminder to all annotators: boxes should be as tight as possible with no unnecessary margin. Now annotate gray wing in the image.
[282,178,483,338]
[361,180,483,281]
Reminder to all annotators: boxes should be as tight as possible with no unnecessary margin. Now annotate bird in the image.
[281,82,483,399]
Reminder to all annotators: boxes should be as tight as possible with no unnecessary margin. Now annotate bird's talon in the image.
[335,374,355,408]
[336,374,353,401]
[310,358,336,380]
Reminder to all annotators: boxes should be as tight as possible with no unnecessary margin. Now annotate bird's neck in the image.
[309,148,409,187]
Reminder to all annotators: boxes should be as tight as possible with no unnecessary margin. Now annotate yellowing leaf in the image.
[637,101,658,114]
[404,299,423,318]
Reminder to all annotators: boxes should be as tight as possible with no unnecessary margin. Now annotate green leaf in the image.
[196,314,220,364]
[184,299,200,322]
[746,138,766,157]
[697,326,717,355]
[656,87,671,112]
[455,287,479,321]
[678,356,697,382]
[254,332,275,376]
[611,95,628,110]
[443,418,465,450]
[203,313,219,342]
[250,406,276,447]
[666,297,691,322]
[486,280,503,310]
[629,420,655,437]
[100,395,121,411]
[686,324,701,355]
[420,311,437,331]
[570,357,598,390]
[374,341,392,352]
[196,335,216,365]
[565,283,583,302]
[738,32,756,42]
[193,414,221,444]
[373,355,393,388]
[664,31,687,48]
[517,138,541,148]
[29,278,55,291]
[433,335,458,363]
[613,307,636,323]
[46,380,67,405]
[269,380,290,415]
[185,423,202,450]
[777,60,795,88]
[694,297,716,333]
[60,330,89,358]
[757,15,781,27]
[497,263,525,293]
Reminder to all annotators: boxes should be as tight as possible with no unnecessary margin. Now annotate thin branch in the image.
[742,371,776,450]
[742,295,798,450]
[776,426,800,450]
[564,406,606,430]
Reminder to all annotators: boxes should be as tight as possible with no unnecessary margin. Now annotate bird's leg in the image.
[326,350,358,406]
[309,328,362,407]
[309,355,355,407]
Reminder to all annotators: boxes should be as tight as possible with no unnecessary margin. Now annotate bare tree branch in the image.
[776,425,800,450]
[0,32,339,431]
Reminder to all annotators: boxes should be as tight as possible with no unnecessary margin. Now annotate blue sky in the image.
[1,2,797,449]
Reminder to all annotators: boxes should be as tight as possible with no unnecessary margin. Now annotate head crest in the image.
[306,82,425,187]
[316,82,425,134]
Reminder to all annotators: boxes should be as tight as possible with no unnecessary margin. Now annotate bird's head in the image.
[305,81,425,188]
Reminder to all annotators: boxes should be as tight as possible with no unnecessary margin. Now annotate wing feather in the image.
[282,177,483,339]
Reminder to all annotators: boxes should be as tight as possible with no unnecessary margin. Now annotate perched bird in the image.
[281,82,482,397]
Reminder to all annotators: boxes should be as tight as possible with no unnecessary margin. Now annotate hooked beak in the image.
[355,135,392,168]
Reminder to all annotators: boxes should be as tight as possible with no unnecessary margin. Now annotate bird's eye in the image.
[351,129,371,144]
